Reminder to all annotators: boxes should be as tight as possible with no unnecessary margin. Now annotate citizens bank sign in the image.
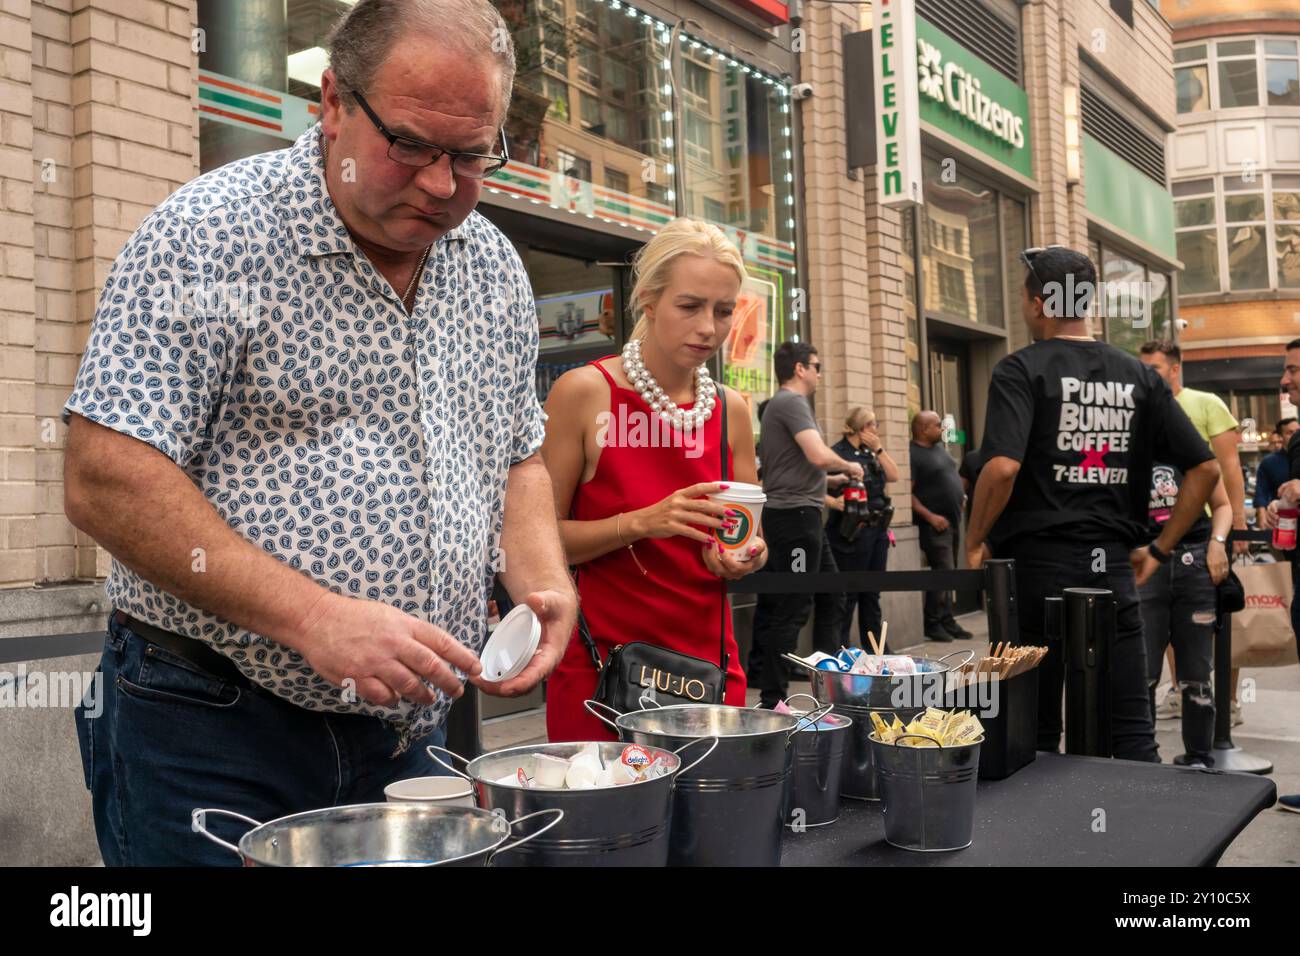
[876,3,1034,206]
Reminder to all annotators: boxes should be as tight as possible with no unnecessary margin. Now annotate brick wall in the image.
[1075,0,1176,126]
[0,0,197,590]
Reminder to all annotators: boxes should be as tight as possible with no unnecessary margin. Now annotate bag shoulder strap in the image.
[718,383,731,686]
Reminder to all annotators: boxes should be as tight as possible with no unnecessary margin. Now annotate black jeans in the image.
[1004,537,1159,763]
[830,525,889,650]
[1138,540,1216,762]
[918,522,959,629]
[751,505,840,707]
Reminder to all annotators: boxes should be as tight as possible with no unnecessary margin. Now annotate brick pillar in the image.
[0,0,39,587]
[65,0,198,579]
[797,0,872,438]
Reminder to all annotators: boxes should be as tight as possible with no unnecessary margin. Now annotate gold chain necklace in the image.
[322,134,431,313]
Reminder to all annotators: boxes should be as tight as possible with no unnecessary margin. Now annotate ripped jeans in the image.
[1138,539,1217,763]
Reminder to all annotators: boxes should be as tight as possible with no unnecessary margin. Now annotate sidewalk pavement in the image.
[484,610,1298,866]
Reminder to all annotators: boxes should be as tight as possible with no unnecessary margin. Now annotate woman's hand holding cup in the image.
[628,481,733,546]
[703,535,767,579]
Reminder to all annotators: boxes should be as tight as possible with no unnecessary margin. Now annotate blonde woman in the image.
[825,407,899,648]
[541,219,767,741]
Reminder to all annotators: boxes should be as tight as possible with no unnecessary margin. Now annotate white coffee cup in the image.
[707,482,766,560]
[384,776,475,807]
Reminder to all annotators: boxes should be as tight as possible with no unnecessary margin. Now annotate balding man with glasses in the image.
[63,0,576,865]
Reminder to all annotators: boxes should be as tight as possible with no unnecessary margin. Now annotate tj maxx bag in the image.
[1230,560,1299,669]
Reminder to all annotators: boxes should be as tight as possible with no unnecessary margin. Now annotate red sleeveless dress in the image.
[546,358,747,742]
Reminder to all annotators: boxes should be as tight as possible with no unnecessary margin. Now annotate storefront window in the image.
[1092,242,1174,353]
[919,156,1006,329]
[525,248,619,401]
[497,0,674,219]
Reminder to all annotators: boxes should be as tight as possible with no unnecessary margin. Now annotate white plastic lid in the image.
[711,481,766,499]
[480,603,541,682]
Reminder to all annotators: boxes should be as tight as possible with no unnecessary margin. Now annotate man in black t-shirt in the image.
[965,246,1219,762]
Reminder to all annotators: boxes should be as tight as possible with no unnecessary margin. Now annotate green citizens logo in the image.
[916,37,1025,149]
[718,507,753,548]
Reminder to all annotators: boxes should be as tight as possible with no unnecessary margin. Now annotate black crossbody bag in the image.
[578,386,731,712]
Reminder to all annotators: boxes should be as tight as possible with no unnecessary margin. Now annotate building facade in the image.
[799,0,1179,618]
[1163,0,1300,470]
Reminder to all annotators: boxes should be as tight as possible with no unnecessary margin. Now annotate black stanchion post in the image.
[1212,529,1273,774]
[1212,609,1273,774]
[1063,588,1113,758]
[982,559,1020,648]
[444,686,482,759]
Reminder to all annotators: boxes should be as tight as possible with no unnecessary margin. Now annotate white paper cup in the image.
[384,776,475,807]
[708,483,766,559]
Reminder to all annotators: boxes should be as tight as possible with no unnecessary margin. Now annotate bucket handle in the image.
[672,735,719,776]
[934,648,976,670]
[426,745,474,782]
[191,808,262,858]
[637,694,663,709]
[488,808,565,865]
[583,699,625,730]
[784,692,821,712]
[789,702,835,740]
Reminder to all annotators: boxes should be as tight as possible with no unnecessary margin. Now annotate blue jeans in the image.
[74,614,449,866]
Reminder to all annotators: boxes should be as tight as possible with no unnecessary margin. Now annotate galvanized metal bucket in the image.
[589,699,828,867]
[428,738,716,867]
[870,733,982,852]
[811,649,972,801]
[782,694,851,828]
[190,803,563,867]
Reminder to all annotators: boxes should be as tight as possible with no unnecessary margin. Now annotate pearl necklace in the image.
[622,338,716,431]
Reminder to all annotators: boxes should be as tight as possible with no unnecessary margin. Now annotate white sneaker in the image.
[1232,701,1244,727]
[1154,686,1181,720]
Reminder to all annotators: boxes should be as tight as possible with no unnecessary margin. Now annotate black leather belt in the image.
[111,609,243,684]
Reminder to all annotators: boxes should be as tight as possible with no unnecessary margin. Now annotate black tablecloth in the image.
[781,753,1277,867]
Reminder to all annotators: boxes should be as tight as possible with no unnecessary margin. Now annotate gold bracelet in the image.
[615,513,649,577]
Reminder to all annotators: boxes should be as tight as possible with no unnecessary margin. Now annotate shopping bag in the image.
[1230,560,1299,668]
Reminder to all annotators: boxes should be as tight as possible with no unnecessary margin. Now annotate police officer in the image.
[826,407,899,650]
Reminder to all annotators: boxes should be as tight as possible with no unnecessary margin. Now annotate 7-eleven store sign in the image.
[198,71,319,139]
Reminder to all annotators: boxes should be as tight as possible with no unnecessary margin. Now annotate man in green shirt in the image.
[1139,340,1246,727]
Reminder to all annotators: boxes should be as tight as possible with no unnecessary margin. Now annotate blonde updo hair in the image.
[841,406,876,438]
[628,218,747,342]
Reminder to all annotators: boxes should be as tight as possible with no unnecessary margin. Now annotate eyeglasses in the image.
[350,91,509,179]
[806,362,823,373]
[1020,244,1066,290]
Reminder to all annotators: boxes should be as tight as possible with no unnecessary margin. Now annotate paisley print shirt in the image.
[64,124,546,749]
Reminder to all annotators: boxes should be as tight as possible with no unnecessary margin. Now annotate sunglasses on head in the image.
[1020,244,1066,289]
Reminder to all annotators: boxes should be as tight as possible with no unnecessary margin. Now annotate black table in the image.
[781,753,1277,867]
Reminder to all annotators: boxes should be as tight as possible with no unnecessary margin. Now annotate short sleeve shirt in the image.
[1176,388,1238,444]
[63,125,546,749]
[979,338,1213,548]
[759,389,826,508]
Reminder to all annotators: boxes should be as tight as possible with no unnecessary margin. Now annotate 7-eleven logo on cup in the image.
[716,504,755,551]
